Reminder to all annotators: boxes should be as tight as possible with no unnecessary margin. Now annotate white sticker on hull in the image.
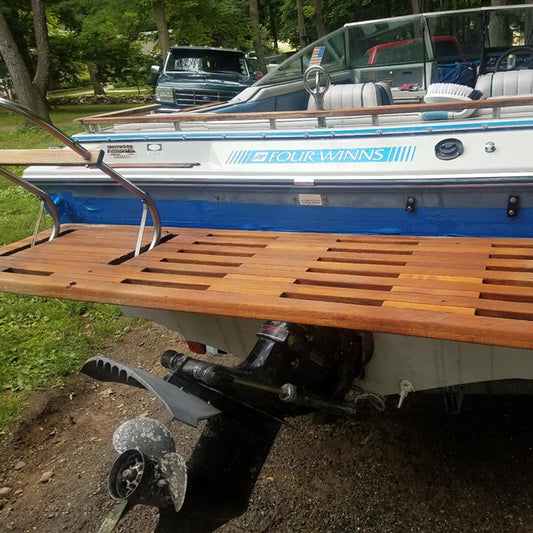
[298,194,323,206]
[147,143,163,154]
[226,146,416,165]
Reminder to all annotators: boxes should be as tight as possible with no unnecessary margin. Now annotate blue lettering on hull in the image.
[226,146,416,164]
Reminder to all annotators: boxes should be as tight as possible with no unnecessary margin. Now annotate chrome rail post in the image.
[96,160,162,251]
[135,203,149,257]
[32,200,45,247]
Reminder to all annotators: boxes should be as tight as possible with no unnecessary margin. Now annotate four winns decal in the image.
[226,146,416,165]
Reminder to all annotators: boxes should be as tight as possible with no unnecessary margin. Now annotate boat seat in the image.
[307,82,393,110]
[474,69,533,116]
[475,69,533,97]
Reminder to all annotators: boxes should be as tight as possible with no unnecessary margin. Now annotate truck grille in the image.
[173,88,241,108]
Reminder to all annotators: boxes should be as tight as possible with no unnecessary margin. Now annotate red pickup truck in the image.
[364,35,464,65]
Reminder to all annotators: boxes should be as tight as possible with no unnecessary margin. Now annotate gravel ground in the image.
[1,321,533,532]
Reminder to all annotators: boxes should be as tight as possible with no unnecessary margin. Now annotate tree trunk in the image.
[296,0,308,49]
[313,0,327,38]
[249,0,267,73]
[153,0,170,59]
[411,0,434,13]
[87,61,106,95]
[488,0,511,46]
[0,4,49,120]
[266,3,279,51]
[411,0,423,13]
[31,0,51,96]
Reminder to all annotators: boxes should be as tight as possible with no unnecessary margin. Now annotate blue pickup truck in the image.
[153,46,259,110]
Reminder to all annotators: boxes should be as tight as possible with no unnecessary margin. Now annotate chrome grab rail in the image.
[0,166,60,243]
[0,97,161,254]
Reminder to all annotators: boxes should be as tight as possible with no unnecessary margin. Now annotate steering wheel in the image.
[494,46,533,72]
[303,65,331,111]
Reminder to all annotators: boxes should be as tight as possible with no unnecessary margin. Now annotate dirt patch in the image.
[1,321,533,532]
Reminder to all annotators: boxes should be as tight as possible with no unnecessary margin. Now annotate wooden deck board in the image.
[1,224,533,350]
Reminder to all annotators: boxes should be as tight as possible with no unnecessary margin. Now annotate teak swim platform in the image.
[1,224,532,350]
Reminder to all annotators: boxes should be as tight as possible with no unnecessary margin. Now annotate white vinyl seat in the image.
[475,69,533,97]
[307,82,393,110]
[473,69,533,116]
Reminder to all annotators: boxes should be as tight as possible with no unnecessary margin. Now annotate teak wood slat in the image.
[0,148,101,166]
[1,224,533,350]
[76,96,533,125]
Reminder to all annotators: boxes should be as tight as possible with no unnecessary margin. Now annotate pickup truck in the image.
[153,45,259,110]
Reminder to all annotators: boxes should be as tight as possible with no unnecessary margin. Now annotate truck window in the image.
[166,49,248,76]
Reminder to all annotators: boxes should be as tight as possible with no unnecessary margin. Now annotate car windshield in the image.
[166,49,249,76]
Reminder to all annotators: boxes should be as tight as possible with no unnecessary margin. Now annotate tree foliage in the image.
[0,0,520,114]
[48,0,154,92]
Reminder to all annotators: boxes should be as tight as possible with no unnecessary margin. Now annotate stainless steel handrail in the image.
[0,166,60,242]
[0,97,161,252]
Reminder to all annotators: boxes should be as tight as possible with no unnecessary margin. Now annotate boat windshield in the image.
[348,18,426,67]
[255,5,533,89]
[262,28,347,84]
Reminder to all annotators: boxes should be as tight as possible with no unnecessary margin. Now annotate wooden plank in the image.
[1,224,533,349]
[77,96,533,125]
[73,104,161,123]
[0,148,101,166]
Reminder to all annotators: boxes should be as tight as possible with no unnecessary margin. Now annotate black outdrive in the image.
[82,320,381,531]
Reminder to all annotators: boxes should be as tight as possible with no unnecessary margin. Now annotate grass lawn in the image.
[0,103,136,434]
[47,86,152,98]
[0,103,135,142]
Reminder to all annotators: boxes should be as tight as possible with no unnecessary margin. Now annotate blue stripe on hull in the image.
[51,194,533,238]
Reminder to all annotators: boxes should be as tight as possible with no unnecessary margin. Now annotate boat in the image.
[1,4,533,530]
[16,3,533,358]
